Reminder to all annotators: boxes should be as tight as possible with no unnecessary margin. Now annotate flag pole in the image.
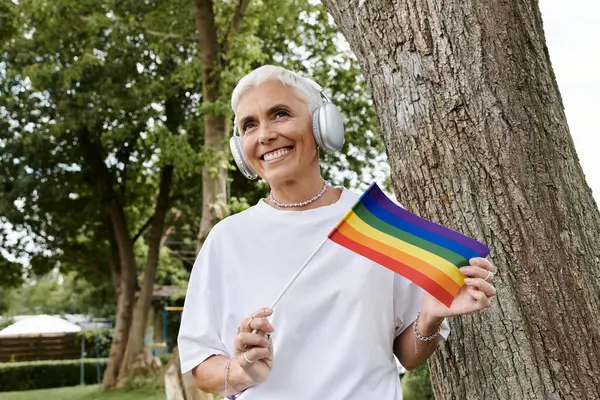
[252,229,333,335]
[268,236,329,310]
[268,183,375,311]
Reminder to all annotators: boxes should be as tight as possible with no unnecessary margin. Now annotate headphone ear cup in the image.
[312,103,345,151]
[229,136,258,180]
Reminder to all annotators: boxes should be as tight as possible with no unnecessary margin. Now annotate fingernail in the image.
[459,267,470,274]
[464,278,473,284]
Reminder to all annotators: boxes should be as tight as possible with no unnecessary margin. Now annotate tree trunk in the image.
[193,0,230,250]
[108,221,122,303]
[79,130,140,389]
[102,199,138,388]
[117,165,174,384]
[324,1,600,399]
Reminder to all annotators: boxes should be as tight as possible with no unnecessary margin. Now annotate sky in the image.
[539,0,600,203]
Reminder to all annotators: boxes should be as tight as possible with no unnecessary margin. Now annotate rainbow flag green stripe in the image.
[328,182,490,307]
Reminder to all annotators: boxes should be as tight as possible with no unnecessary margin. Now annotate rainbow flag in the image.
[328,182,490,307]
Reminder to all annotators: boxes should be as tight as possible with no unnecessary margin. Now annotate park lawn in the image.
[0,385,164,400]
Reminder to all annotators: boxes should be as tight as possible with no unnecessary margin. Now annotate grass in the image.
[0,385,164,400]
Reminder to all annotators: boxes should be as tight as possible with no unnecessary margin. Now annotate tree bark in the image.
[102,198,138,388]
[193,0,230,251]
[117,164,174,384]
[108,220,122,303]
[324,1,600,399]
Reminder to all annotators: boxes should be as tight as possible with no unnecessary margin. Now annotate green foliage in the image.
[155,247,189,286]
[78,330,114,358]
[1,0,201,291]
[0,287,19,316]
[3,271,114,318]
[229,196,252,214]
[0,359,108,392]
[401,362,434,400]
[0,251,25,289]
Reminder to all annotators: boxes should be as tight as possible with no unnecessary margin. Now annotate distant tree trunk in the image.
[164,1,252,398]
[193,0,230,251]
[102,200,138,388]
[117,165,174,384]
[108,221,122,303]
[325,0,600,399]
[79,130,139,389]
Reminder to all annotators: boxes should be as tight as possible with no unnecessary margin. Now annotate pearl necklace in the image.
[269,181,329,208]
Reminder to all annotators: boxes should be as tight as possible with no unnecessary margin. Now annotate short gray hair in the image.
[231,65,323,120]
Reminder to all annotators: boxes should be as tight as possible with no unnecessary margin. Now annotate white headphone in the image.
[229,89,345,180]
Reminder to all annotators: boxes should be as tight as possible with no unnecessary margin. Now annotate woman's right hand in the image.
[233,307,274,386]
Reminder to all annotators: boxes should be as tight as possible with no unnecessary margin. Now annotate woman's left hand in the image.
[421,257,497,318]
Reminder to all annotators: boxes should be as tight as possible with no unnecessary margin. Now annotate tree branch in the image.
[132,214,154,244]
[160,209,182,248]
[60,248,111,280]
[221,0,252,60]
[167,249,196,264]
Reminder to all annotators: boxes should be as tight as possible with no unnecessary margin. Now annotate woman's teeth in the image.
[263,148,291,161]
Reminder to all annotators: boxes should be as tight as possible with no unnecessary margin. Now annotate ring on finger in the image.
[243,351,255,364]
[484,270,493,282]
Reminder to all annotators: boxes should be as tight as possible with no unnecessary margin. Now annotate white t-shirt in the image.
[178,187,450,399]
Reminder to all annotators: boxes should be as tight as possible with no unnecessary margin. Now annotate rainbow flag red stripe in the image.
[328,182,490,307]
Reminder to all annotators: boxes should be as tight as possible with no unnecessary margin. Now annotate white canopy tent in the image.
[0,315,82,337]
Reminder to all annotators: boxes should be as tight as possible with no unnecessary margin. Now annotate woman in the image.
[178,65,497,399]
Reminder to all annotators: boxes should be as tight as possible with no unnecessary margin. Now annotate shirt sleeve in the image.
[178,229,228,374]
[392,274,451,340]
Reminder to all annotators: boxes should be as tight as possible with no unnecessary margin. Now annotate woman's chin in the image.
[261,164,299,185]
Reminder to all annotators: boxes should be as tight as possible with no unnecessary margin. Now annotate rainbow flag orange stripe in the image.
[328,182,490,307]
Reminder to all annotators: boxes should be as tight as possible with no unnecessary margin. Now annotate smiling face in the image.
[236,79,320,185]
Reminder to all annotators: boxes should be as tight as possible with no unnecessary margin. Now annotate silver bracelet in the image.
[224,357,238,398]
[413,312,441,341]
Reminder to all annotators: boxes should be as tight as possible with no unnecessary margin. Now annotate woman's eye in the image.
[275,111,288,119]
[242,122,255,133]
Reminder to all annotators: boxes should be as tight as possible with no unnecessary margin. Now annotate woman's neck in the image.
[267,177,341,211]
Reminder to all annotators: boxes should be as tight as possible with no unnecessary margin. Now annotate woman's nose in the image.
[259,124,278,145]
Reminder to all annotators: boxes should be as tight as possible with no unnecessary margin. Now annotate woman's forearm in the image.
[192,355,253,397]
[393,312,444,370]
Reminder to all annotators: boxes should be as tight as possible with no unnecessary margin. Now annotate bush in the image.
[78,330,113,358]
[0,358,108,392]
[402,362,434,400]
